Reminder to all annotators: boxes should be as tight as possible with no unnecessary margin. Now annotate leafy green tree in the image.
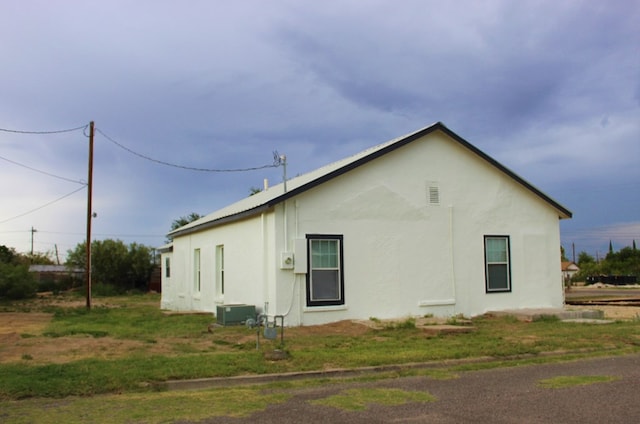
[170,212,202,232]
[167,212,202,242]
[249,187,263,196]
[577,251,595,266]
[0,245,17,264]
[602,247,640,276]
[0,262,37,300]
[66,239,156,292]
[21,252,55,265]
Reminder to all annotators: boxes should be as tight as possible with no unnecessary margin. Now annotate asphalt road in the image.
[187,354,640,423]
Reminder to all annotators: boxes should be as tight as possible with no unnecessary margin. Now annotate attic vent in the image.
[427,182,440,206]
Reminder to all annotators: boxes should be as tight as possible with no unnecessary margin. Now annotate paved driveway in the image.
[192,354,640,423]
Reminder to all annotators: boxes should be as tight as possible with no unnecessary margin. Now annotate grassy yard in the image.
[1,293,639,401]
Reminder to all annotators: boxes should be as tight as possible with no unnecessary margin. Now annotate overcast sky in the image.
[1,0,638,262]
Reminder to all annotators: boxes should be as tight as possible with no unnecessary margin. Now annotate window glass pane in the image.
[311,240,338,268]
[488,264,509,290]
[486,238,507,262]
[311,269,340,300]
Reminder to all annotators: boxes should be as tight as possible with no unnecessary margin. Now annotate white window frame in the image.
[194,248,201,293]
[215,245,224,297]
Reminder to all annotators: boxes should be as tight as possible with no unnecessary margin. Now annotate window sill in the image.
[303,304,348,313]
[418,299,456,307]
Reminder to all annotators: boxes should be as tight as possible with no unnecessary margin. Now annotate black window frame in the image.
[306,234,345,307]
[484,235,512,293]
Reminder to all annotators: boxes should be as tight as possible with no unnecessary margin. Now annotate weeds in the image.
[383,317,416,330]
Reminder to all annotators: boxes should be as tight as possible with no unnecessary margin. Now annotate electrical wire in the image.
[0,185,86,224]
[96,127,283,172]
[0,154,86,185]
[0,124,88,135]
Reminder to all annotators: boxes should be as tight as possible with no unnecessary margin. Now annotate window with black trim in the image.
[484,236,511,292]
[306,235,344,306]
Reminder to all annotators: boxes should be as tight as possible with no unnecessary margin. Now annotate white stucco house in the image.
[160,122,572,326]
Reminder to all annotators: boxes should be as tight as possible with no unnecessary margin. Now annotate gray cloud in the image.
[1,0,638,257]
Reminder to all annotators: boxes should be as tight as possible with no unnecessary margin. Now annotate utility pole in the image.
[86,121,94,310]
[30,226,37,256]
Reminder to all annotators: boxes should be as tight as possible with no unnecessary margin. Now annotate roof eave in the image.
[169,204,273,238]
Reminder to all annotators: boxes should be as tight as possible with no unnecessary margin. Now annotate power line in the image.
[0,154,86,185]
[95,127,283,172]
[0,185,86,224]
[0,124,88,135]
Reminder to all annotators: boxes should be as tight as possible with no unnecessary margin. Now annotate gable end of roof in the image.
[169,121,572,238]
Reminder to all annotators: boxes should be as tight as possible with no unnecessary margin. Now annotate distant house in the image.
[561,261,580,283]
[160,122,572,326]
[28,264,83,285]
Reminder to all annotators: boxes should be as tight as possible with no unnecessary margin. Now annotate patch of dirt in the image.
[567,305,640,321]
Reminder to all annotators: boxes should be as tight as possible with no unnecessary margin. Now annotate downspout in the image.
[296,200,302,326]
[262,212,269,315]
[449,205,457,310]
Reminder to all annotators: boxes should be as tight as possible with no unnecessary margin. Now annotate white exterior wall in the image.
[162,130,565,326]
[276,131,564,325]
[161,212,277,315]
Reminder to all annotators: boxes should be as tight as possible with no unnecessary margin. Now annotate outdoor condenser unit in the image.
[216,304,256,326]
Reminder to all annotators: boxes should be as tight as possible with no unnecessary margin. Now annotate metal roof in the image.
[169,122,572,238]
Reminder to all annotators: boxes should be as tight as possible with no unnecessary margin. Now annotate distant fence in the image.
[586,275,638,285]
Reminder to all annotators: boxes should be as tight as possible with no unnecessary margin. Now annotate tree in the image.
[602,246,640,277]
[0,244,38,299]
[170,212,202,232]
[0,245,17,264]
[22,252,54,266]
[167,212,202,242]
[577,251,595,266]
[0,262,37,300]
[66,239,156,292]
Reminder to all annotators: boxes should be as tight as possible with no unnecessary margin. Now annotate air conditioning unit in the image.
[216,304,256,326]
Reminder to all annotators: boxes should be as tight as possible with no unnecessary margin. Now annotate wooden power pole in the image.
[86,121,94,310]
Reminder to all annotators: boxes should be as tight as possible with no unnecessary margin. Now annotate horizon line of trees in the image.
[2,213,206,300]
[568,241,640,282]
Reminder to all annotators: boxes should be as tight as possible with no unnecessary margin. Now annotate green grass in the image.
[538,375,619,389]
[0,294,639,401]
[308,387,436,411]
[0,387,291,424]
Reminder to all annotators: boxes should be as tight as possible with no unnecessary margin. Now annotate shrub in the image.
[0,263,38,300]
